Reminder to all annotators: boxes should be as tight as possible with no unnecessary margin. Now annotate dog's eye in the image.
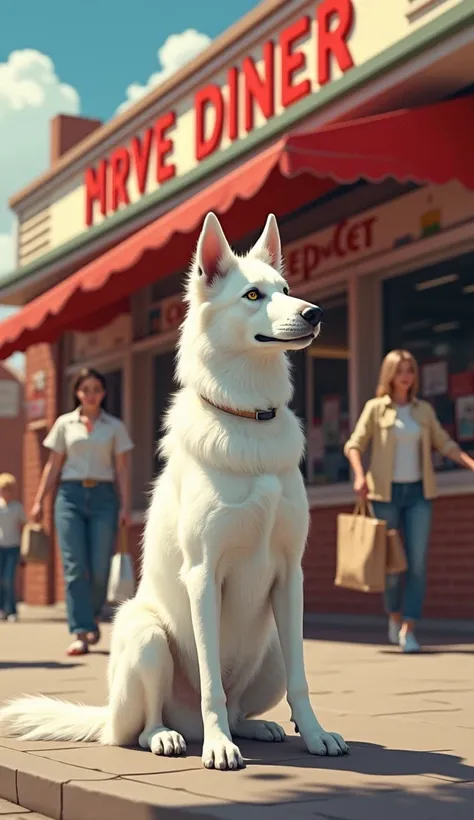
[283,286,289,295]
[245,289,262,302]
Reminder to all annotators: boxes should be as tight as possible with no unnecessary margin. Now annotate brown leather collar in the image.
[201,395,276,421]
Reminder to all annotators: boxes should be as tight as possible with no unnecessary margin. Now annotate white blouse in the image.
[392,404,422,483]
[43,408,134,482]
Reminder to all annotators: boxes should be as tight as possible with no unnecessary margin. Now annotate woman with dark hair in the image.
[31,368,133,656]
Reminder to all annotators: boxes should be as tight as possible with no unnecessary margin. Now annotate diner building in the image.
[0,0,473,618]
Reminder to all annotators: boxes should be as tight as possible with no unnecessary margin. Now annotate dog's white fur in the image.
[0,214,347,769]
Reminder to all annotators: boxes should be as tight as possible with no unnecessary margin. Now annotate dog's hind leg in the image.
[136,627,187,756]
[230,637,287,743]
[103,610,186,755]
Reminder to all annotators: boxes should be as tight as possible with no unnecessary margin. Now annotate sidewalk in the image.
[0,606,473,820]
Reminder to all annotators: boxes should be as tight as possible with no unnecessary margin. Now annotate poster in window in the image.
[0,380,20,418]
[450,371,474,399]
[322,395,340,448]
[455,395,474,442]
[309,424,325,462]
[421,360,448,398]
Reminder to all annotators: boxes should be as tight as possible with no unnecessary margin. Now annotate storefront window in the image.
[103,369,123,418]
[306,295,350,485]
[384,251,474,471]
[152,350,176,476]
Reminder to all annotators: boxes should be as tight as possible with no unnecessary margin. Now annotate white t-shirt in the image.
[43,408,134,482]
[392,404,422,483]
[0,500,25,548]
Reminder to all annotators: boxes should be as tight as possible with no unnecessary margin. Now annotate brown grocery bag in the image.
[21,523,50,563]
[334,501,387,593]
[386,529,408,575]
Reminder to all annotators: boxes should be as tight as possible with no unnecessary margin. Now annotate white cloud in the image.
[0,50,78,369]
[117,29,211,113]
[0,49,80,258]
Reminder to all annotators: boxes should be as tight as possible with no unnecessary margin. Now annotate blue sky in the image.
[0,0,261,120]
[0,0,261,369]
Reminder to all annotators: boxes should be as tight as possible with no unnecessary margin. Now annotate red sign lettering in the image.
[195,84,225,161]
[131,129,153,195]
[155,111,176,184]
[227,66,239,142]
[287,216,377,281]
[280,16,311,108]
[84,114,176,227]
[84,1,356,225]
[110,147,130,211]
[318,0,355,85]
[85,160,108,226]
[242,42,275,133]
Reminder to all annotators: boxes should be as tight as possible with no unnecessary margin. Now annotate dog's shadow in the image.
[0,661,83,670]
[240,738,474,782]
[127,736,474,783]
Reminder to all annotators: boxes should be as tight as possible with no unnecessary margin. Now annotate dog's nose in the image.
[301,306,323,328]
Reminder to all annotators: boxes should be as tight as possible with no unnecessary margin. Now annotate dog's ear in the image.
[196,213,233,285]
[252,214,281,270]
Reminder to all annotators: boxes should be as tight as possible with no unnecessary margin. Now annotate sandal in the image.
[67,639,89,656]
[86,628,101,646]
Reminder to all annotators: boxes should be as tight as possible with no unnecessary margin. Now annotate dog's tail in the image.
[0,696,108,743]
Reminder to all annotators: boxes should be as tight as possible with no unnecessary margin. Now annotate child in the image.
[0,473,25,622]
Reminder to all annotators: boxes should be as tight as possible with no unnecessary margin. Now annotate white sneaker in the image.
[400,631,421,653]
[388,620,400,645]
[6,614,17,623]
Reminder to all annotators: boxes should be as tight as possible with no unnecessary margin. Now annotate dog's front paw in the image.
[202,734,245,770]
[139,726,187,756]
[303,730,349,757]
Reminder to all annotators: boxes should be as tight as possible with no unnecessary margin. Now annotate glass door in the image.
[306,293,350,485]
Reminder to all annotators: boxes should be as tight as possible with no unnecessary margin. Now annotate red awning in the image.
[280,94,474,188]
[1,94,473,360]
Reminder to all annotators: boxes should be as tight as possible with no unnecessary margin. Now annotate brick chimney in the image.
[50,114,103,166]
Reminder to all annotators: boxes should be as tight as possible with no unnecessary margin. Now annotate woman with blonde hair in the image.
[345,349,474,653]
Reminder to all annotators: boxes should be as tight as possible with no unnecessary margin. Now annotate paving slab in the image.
[0,748,116,819]
[0,606,472,819]
[0,798,29,815]
[0,798,50,819]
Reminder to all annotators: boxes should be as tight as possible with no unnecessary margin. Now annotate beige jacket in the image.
[344,395,456,502]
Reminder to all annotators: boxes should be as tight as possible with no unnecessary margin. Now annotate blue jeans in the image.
[0,546,20,616]
[54,482,119,634]
[372,481,433,621]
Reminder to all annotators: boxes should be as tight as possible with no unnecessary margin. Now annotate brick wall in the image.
[304,494,474,620]
[22,343,60,605]
[0,363,24,491]
[0,363,26,602]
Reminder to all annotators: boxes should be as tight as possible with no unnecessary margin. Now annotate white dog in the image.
[0,213,348,770]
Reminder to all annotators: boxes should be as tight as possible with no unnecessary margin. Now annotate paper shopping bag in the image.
[107,527,136,603]
[21,524,50,563]
[334,501,387,593]
[386,529,408,575]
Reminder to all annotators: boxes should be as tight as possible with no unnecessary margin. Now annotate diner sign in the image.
[85,0,356,226]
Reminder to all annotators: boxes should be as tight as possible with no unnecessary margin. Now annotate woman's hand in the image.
[30,501,43,524]
[118,507,131,528]
[353,474,368,498]
[466,456,474,472]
